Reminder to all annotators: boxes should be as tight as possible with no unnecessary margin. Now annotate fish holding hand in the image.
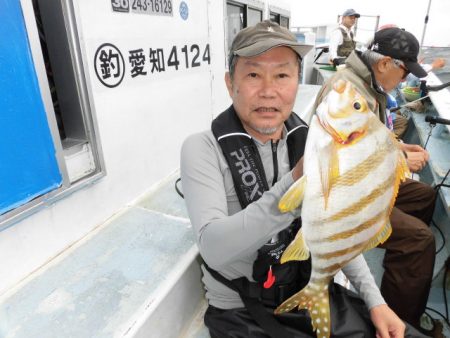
[274,80,409,338]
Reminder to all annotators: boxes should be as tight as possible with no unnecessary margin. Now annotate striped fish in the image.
[274,80,409,338]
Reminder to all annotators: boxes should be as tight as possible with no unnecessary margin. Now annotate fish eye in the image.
[353,101,362,110]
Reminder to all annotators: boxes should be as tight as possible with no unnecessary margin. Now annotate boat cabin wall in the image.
[0,0,291,296]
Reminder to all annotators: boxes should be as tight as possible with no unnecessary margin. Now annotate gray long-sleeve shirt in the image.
[180,127,385,310]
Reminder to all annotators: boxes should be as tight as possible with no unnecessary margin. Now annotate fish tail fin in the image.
[278,175,307,213]
[280,229,310,263]
[275,282,331,338]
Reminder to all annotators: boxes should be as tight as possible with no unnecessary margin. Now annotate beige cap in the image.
[229,20,313,61]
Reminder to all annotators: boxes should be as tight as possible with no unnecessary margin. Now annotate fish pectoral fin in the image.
[278,175,307,213]
[280,230,310,263]
[318,142,339,209]
[364,220,392,252]
[275,283,331,338]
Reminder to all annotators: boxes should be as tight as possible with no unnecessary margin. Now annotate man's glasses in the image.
[392,59,410,80]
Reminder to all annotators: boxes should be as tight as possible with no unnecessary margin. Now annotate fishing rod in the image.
[389,95,430,112]
[390,81,450,113]
[427,81,450,92]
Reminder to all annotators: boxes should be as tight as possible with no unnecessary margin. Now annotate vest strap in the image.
[211,105,308,207]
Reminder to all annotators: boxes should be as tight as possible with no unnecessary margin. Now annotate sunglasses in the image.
[392,59,410,80]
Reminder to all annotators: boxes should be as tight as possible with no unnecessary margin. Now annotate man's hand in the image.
[370,304,405,338]
[431,58,446,71]
[400,143,429,172]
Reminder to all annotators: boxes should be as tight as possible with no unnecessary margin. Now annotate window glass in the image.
[227,4,244,51]
[280,16,289,28]
[247,8,262,27]
[270,12,280,24]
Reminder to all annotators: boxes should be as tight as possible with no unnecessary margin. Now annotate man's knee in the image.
[421,184,436,203]
[411,222,435,251]
[400,179,435,201]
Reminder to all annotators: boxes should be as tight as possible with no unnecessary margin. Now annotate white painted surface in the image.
[64,143,96,182]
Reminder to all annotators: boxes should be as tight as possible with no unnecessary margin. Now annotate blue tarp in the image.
[0,0,62,215]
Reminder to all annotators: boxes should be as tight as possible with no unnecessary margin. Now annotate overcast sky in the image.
[287,0,450,47]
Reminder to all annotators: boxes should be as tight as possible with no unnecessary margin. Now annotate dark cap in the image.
[371,27,427,78]
[229,20,313,62]
[342,9,360,18]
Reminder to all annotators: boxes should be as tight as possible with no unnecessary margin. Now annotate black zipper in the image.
[271,139,279,186]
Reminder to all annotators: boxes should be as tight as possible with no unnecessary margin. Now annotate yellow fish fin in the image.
[391,134,411,181]
[275,282,331,338]
[363,220,392,252]
[363,159,405,254]
[398,149,411,181]
[278,175,307,213]
[318,142,339,210]
[280,230,310,263]
[384,151,410,217]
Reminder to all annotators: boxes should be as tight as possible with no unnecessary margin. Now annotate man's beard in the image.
[250,123,279,135]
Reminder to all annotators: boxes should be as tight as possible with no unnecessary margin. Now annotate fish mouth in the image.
[345,130,365,144]
[333,130,365,144]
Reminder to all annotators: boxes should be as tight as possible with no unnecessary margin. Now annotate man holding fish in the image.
[181,21,426,337]
[311,27,437,336]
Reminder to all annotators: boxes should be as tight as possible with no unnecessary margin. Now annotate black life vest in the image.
[209,105,311,307]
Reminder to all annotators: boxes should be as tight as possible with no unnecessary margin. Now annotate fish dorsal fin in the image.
[398,148,411,181]
[318,142,339,209]
[280,229,310,263]
[364,219,392,252]
[278,175,307,213]
[364,147,407,253]
[390,133,411,182]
